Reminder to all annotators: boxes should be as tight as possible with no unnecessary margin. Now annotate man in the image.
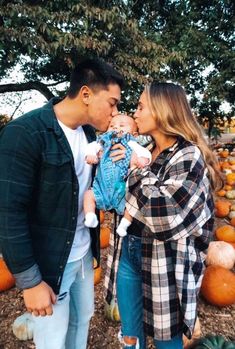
[0,59,124,349]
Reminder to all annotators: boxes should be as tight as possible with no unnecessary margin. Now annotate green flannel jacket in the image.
[0,98,99,294]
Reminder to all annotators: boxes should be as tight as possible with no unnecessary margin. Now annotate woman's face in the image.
[134,91,157,135]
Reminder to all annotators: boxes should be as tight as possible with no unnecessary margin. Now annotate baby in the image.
[84,114,151,237]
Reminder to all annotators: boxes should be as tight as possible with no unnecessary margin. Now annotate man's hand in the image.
[110,143,126,162]
[23,281,57,317]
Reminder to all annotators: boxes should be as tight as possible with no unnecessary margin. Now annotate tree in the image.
[0,114,10,129]
[0,0,234,119]
[0,0,179,111]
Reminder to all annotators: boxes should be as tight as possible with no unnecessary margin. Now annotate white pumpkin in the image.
[229,211,235,219]
[12,312,34,340]
[206,241,235,269]
[226,190,235,199]
[230,205,235,211]
[104,298,120,322]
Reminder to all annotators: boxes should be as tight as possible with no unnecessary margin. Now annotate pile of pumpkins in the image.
[94,210,111,286]
[200,146,235,308]
[0,257,15,292]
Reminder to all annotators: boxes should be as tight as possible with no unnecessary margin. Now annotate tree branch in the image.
[0,81,56,100]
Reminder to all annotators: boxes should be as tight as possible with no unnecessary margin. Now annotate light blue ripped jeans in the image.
[33,248,94,349]
[117,235,183,349]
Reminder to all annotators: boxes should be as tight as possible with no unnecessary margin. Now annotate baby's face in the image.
[107,114,137,134]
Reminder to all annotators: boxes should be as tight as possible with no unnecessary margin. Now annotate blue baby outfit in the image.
[93,131,134,215]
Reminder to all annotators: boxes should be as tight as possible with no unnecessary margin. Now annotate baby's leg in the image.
[84,189,99,228]
[116,210,132,237]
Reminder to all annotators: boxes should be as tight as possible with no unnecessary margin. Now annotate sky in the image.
[0,90,47,119]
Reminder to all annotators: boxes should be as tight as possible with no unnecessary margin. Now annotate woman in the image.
[105,82,222,349]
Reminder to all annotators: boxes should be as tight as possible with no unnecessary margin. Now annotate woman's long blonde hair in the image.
[145,82,223,190]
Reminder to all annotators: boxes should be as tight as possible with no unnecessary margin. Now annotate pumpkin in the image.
[100,226,111,248]
[220,150,229,158]
[93,258,101,285]
[229,159,235,166]
[226,173,235,186]
[12,312,34,340]
[225,190,235,199]
[221,162,231,170]
[99,210,105,224]
[228,211,235,219]
[215,201,231,218]
[104,298,120,322]
[224,184,233,191]
[206,241,235,269]
[200,265,235,307]
[215,225,235,243]
[216,189,226,197]
[192,334,235,349]
[0,258,15,292]
[230,204,235,211]
[94,266,102,285]
[230,217,235,227]
[183,317,201,349]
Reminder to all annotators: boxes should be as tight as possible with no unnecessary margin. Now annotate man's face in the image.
[87,83,121,132]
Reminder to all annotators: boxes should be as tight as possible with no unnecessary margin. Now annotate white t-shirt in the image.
[58,120,92,262]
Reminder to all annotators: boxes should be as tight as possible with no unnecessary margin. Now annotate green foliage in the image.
[0,0,234,119]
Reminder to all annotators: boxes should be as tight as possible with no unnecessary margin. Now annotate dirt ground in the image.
[1,215,235,349]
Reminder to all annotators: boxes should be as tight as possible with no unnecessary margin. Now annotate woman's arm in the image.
[126,146,214,241]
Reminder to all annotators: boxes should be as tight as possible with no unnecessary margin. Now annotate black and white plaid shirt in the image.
[105,137,214,341]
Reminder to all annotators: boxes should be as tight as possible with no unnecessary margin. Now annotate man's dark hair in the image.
[67,58,124,98]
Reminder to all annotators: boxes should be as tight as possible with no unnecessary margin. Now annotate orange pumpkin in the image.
[100,226,111,248]
[93,259,102,285]
[226,173,235,186]
[200,265,235,307]
[216,189,226,197]
[215,200,231,218]
[219,150,229,158]
[220,162,231,170]
[0,258,15,292]
[224,184,233,191]
[99,210,105,224]
[215,225,235,243]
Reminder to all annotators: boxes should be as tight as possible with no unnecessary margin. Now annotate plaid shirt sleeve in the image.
[126,145,213,241]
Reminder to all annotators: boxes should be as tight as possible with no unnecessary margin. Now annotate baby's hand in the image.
[85,155,99,165]
[136,156,150,168]
[130,153,149,169]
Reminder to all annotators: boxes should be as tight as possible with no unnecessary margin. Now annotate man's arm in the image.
[0,123,56,315]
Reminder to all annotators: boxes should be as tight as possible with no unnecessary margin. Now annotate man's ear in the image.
[80,85,93,105]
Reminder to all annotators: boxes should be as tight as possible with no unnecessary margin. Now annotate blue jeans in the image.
[117,235,183,349]
[33,248,94,349]
[93,131,133,215]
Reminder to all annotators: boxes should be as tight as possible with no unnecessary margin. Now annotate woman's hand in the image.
[110,143,126,162]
